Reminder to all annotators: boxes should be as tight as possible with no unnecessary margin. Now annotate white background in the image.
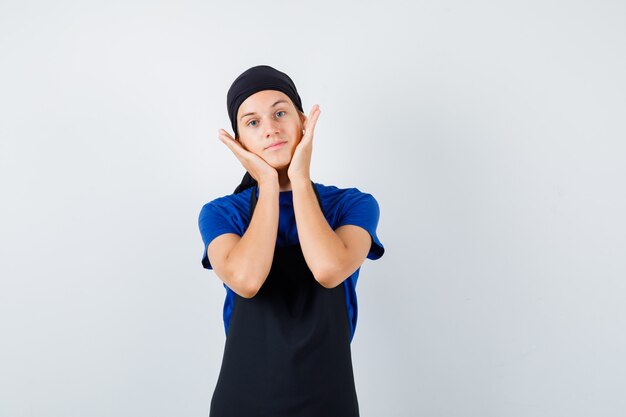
[1,1,625,416]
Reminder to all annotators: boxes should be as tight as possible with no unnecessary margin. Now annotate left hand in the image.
[288,104,321,182]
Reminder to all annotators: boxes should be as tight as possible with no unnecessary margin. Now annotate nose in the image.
[264,118,280,137]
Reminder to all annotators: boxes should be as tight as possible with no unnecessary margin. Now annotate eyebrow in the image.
[240,100,289,121]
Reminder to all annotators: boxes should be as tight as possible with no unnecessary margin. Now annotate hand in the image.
[287,104,321,182]
[217,129,278,185]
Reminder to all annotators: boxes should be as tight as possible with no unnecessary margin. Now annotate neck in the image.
[277,168,291,192]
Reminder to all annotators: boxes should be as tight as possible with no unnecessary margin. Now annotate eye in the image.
[246,111,285,128]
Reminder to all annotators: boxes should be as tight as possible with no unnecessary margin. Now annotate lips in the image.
[266,141,286,150]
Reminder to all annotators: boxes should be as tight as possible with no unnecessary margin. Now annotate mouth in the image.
[266,141,287,150]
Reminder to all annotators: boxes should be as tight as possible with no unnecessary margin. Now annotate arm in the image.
[211,179,280,298]
[291,179,371,288]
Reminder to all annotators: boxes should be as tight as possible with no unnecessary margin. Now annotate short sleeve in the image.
[198,202,241,270]
[334,190,385,260]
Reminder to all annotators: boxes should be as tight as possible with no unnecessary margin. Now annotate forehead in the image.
[238,90,292,116]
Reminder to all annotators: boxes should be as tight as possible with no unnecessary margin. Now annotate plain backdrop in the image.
[1,1,625,416]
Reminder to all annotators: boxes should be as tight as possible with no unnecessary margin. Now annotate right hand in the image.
[217,129,278,185]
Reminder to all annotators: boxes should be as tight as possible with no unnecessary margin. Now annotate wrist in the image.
[258,175,279,189]
[291,177,313,192]
[289,175,311,186]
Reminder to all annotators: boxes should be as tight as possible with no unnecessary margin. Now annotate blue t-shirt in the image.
[198,182,385,343]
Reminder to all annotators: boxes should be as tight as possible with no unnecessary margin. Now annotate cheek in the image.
[238,135,253,150]
[292,123,303,139]
[241,141,257,154]
[289,140,299,155]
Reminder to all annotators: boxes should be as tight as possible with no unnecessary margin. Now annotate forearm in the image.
[291,178,347,287]
[228,180,279,294]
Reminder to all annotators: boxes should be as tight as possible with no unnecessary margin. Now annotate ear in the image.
[299,111,307,129]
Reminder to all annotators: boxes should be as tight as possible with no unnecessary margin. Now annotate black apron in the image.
[209,181,360,417]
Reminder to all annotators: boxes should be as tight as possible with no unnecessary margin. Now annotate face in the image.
[236,90,306,170]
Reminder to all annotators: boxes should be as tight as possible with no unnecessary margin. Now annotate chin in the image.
[271,161,291,170]
[267,155,292,169]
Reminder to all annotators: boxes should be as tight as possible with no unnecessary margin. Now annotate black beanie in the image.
[226,65,304,194]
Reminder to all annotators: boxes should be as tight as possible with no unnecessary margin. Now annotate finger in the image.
[305,105,320,131]
[218,128,237,142]
[303,105,321,140]
[218,129,241,148]
[218,129,246,157]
